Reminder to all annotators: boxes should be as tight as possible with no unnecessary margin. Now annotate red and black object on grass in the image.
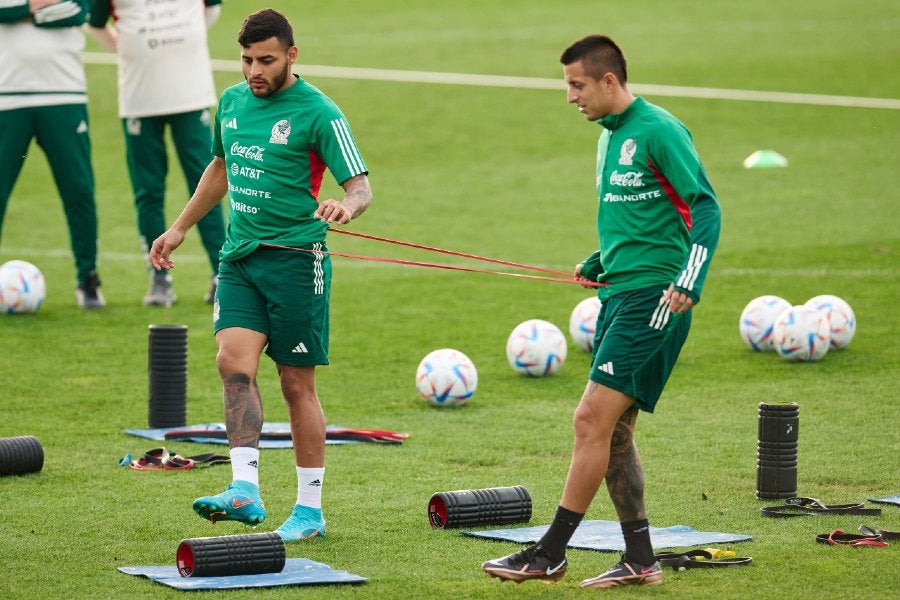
[176,532,285,577]
[428,485,532,529]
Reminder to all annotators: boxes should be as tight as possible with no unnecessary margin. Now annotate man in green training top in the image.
[482,35,721,588]
[149,8,372,542]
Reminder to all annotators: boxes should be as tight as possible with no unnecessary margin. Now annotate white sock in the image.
[297,467,324,508]
[230,447,260,486]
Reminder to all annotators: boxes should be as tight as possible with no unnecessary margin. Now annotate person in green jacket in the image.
[483,34,721,589]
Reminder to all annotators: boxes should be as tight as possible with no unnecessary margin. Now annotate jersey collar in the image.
[598,96,645,131]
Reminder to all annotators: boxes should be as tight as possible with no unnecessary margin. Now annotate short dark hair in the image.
[237,8,294,49]
[560,35,627,83]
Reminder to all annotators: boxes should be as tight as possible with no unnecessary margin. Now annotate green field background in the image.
[1,1,898,598]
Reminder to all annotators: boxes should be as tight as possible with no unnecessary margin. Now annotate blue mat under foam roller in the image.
[124,423,359,448]
[119,557,367,590]
[868,495,900,506]
[464,519,751,551]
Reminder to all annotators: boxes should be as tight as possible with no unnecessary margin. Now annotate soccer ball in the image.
[739,295,791,351]
[771,305,831,362]
[569,296,602,352]
[506,319,567,376]
[804,294,856,350]
[0,260,46,315]
[415,348,478,407]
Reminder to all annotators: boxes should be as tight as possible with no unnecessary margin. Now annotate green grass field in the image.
[1,1,898,598]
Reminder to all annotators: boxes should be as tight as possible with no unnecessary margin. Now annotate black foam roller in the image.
[176,532,285,577]
[756,464,798,499]
[148,324,188,428]
[428,485,531,528]
[756,402,799,499]
[758,415,799,443]
[0,435,44,476]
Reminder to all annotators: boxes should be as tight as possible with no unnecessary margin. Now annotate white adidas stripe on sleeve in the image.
[676,243,708,291]
[330,118,366,176]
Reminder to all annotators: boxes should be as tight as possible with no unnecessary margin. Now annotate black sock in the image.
[537,506,584,560]
[621,519,654,566]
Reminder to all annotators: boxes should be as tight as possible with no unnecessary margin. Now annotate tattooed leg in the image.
[222,373,263,448]
[215,327,267,449]
[604,407,646,522]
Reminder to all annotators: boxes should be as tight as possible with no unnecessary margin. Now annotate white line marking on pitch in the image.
[81,52,900,110]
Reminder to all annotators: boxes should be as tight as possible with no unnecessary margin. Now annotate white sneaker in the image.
[143,272,175,307]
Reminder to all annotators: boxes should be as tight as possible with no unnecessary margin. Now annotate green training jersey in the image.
[212,75,368,261]
[580,97,721,303]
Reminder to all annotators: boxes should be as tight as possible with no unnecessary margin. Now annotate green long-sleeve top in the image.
[580,97,721,304]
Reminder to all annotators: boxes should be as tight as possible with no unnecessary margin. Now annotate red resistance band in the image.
[260,228,605,288]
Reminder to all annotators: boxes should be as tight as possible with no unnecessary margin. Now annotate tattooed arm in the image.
[314,174,372,224]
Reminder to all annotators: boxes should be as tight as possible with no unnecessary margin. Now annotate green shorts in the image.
[214,245,331,366]
[589,287,692,413]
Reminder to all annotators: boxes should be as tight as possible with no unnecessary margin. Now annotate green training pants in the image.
[122,109,225,275]
[0,104,99,284]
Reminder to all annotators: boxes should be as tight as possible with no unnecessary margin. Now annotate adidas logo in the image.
[224,117,237,129]
[76,120,88,134]
[248,460,258,469]
[292,342,308,354]
[597,361,615,375]
[308,479,322,487]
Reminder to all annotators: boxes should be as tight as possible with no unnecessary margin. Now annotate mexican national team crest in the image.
[619,138,636,165]
[270,119,291,144]
[126,117,141,136]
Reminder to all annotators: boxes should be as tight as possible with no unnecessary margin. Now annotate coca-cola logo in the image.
[230,142,265,162]
[608,170,644,187]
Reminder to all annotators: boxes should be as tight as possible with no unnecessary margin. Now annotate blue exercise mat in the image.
[869,495,900,507]
[119,557,367,590]
[464,519,751,551]
[125,423,358,448]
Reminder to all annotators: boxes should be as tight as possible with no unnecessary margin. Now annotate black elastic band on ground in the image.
[760,497,882,518]
[654,550,752,570]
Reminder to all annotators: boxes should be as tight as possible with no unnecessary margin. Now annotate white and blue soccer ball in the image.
[804,294,856,350]
[506,319,567,376]
[771,305,831,362]
[0,260,46,315]
[415,348,478,407]
[569,296,602,353]
[739,295,792,351]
